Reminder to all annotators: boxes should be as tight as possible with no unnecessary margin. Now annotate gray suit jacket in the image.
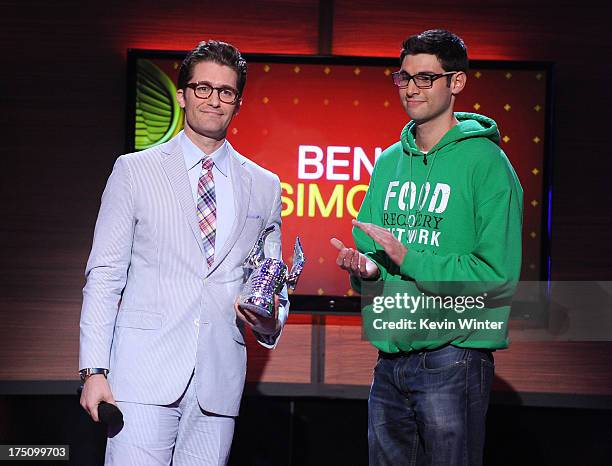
[79,134,288,416]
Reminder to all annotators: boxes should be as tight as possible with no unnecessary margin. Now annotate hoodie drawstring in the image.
[407,149,438,221]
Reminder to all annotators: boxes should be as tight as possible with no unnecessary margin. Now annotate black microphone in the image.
[98,401,123,428]
[77,386,124,431]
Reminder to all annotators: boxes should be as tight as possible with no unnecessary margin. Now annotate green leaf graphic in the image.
[135,60,182,150]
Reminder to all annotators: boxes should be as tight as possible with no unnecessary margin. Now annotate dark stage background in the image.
[1,1,611,465]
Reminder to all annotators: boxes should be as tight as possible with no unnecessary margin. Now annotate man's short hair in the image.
[400,29,468,72]
[178,40,248,95]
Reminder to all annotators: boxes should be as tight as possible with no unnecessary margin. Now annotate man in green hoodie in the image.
[331,30,523,465]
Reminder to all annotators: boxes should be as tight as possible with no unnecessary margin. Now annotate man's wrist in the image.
[79,368,109,382]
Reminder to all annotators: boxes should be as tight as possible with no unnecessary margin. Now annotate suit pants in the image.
[105,373,235,466]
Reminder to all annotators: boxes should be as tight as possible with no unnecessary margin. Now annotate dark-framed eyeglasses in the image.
[185,81,240,104]
[391,71,457,89]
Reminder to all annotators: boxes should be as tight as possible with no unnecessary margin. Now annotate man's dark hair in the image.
[400,29,468,72]
[178,40,247,95]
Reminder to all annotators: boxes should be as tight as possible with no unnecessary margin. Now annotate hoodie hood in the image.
[401,112,500,158]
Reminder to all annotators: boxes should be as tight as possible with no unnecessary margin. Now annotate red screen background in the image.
[146,57,547,297]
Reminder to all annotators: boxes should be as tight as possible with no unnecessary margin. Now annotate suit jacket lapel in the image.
[160,138,206,258]
[206,148,252,276]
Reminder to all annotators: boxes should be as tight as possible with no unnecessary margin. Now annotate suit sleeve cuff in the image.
[254,326,282,348]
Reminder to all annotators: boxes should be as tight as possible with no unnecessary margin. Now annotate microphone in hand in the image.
[98,401,123,430]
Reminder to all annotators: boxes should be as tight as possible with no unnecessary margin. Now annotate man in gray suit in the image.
[79,40,289,465]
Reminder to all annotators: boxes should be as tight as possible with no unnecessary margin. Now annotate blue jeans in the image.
[368,345,494,466]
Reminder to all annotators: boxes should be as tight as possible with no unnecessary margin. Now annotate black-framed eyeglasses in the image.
[391,71,457,89]
[185,81,240,104]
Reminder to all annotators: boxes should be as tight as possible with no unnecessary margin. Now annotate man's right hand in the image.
[330,237,380,280]
[79,375,116,423]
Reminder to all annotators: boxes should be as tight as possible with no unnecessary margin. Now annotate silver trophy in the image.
[238,226,305,317]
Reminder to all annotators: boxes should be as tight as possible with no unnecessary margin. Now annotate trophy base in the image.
[238,299,274,318]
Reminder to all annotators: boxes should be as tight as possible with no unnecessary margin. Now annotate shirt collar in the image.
[180,131,229,177]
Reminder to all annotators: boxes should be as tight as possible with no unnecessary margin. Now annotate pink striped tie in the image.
[197,157,216,266]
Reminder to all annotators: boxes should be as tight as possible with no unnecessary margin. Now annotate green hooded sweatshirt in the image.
[352,112,523,353]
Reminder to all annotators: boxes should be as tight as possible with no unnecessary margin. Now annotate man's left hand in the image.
[235,295,281,336]
[352,219,407,266]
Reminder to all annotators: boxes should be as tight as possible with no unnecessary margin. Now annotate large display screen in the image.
[127,51,552,309]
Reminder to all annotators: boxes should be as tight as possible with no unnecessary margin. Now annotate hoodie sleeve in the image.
[350,165,391,294]
[399,154,524,300]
